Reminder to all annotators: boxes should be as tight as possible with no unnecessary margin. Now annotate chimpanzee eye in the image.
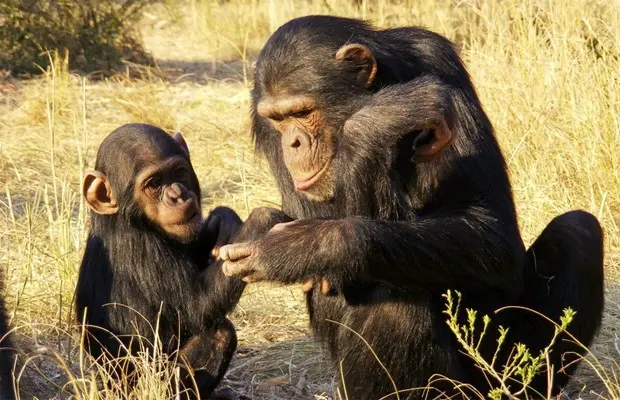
[146,176,161,189]
[174,166,188,178]
[269,114,284,122]
[290,110,311,119]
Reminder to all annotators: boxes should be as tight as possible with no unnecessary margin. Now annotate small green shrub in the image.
[0,0,155,75]
[443,290,576,399]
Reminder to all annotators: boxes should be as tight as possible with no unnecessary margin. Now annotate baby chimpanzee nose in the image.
[164,183,188,206]
[169,183,184,198]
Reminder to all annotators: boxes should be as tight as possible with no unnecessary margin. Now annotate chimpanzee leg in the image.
[178,318,237,399]
[511,210,604,395]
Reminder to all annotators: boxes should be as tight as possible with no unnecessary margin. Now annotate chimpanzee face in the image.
[253,43,377,202]
[256,93,336,201]
[132,153,202,242]
[83,129,203,243]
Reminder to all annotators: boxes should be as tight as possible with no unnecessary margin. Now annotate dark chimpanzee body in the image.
[220,16,605,399]
[75,123,267,399]
[0,276,15,400]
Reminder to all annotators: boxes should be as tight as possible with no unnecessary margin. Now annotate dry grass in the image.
[0,0,618,398]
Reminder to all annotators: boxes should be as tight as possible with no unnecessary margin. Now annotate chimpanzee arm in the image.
[343,75,456,153]
[197,207,292,321]
[221,77,523,296]
[197,261,245,322]
[193,206,244,262]
[222,212,523,297]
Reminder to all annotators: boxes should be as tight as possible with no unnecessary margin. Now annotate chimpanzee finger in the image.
[216,225,236,248]
[199,213,221,251]
[320,279,332,295]
[222,259,263,281]
[211,246,221,260]
[301,278,333,294]
[222,259,247,277]
[242,273,265,283]
[219,243,255,262]
[211,207,243,246]
[301,279,315,292]
[206,213,220,232]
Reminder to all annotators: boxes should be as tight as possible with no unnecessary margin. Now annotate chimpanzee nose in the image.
[283,129,310,150]
[169,183,184,199]
[164,183,189,206]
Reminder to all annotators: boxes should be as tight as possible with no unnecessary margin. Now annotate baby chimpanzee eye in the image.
[146,176,161,189]
[174,166,188,179]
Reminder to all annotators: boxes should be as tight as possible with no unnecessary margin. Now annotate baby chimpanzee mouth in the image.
[167,196,201,224]
[187,210,201,222]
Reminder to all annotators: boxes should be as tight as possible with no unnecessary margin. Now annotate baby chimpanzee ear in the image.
[174,132,190,157]
[83,171,119,215]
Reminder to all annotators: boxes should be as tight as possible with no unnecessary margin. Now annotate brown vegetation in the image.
[0,0,618,398]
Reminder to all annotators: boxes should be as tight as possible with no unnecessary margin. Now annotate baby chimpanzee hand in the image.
[203,206,243,260]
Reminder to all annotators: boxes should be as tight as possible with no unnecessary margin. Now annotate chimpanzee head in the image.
[83,123,202,243]
[251,16,454,202]
[251,17,378,202]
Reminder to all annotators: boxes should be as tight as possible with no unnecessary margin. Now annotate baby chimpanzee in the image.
[75,123,248,398]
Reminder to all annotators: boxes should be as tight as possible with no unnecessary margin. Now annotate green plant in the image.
[443,290,576,399]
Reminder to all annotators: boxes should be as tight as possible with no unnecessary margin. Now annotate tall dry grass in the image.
[0,0,618,398]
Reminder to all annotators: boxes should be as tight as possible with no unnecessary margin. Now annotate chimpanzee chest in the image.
[306,283,446,348]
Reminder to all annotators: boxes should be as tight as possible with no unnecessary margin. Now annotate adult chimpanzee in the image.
[220,16,605,399]
[0,278,15,399]
[75,123,271,399]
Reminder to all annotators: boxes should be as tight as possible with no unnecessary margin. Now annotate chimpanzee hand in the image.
[203,206,243,259]
[219,241,262,282]
[220,220,337,294]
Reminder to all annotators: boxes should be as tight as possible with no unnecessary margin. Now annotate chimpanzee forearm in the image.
[344,76,455,145]
[197,207,292,321]
[256,211,523,297]
[346,214,523,295]
[234,207,293,242]
[198,263,246,322]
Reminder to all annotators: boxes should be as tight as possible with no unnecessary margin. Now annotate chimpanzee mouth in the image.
[173,198,201,222]
[293,161,331,191]
[185,202,202,220]
[187,210,201,223]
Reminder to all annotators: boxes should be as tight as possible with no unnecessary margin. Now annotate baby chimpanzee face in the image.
[83,124,203,243]
[133,152,202,242]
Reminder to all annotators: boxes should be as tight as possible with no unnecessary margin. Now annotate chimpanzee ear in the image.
[174,132,190,157]
[83,171,119,215]
[335,43,377,88]
[413,118,455,162]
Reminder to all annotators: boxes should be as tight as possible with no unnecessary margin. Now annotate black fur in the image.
[75,123,246,398]
[0,274,15,400]
[249,16,605,399]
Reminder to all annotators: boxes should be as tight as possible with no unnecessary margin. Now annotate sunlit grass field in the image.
[0,0,618,398]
